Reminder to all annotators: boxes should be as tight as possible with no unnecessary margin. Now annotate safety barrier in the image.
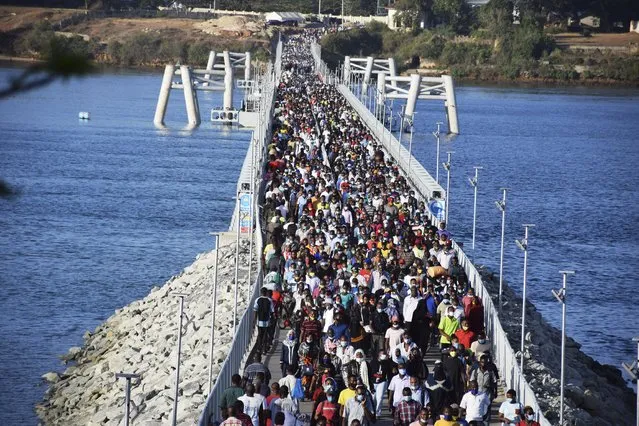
[198,61,277,426]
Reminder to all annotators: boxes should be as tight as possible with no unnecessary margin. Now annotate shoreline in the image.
[1,54,638,87]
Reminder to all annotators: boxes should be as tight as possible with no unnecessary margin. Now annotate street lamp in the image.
[467,166,483,254]
[515,224,535,374]
[495,188,509,309]
[552,270,575,426]
[115,373,141,426]
[397,104,406,160]
[442,151,454,224]
[171,292,189,426]
[432,122,443,183]
[207,232,220,395]
[407,112,416,170]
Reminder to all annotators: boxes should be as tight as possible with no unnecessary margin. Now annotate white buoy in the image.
[78,112,90,120]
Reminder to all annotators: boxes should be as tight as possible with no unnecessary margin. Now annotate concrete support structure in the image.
[181,65,200,127]
[373,72,460,135]
[442,75,459,134]
[388,57,398,89]
[224,51,234,111]
[404,73,421,119]
[153,64,175,128]
[204,50,217,86]
[343,56,351,85]
[376,71,386,109]
[362,56,374,95]
[244,52,251,81]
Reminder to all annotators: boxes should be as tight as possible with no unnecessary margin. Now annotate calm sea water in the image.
[0,68,637,424]
[0,67,250,424]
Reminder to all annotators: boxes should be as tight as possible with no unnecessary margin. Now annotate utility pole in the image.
[516,224,535,374]
[115,373,140,426]
[495,188,509,309]
[552,270,575,426]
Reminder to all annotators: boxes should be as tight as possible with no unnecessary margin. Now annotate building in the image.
[264,12,305,26]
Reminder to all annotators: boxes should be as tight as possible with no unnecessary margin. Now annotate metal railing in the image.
[334,65,551,426]
[197,63,277,426]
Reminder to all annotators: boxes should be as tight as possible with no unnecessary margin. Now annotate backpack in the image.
[291,378,305,399]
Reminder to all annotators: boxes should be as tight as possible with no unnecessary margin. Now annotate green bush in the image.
[439,41,491,66]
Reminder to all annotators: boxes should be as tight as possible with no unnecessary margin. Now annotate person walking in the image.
[459,381,490,426]
[498,389,523,425]
[394,387,422,426]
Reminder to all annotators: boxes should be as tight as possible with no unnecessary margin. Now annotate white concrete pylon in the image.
[244,51,251,81]
[181,65,200,127]
[443,75,459,134]
[362,56,374,95]
[223,51,234,111]
[404,74,422,119]
[153,64,174,128]
[204,50,216,87]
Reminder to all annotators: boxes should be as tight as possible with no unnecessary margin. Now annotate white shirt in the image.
[388,374,411,407]
[498,399,523,425]
[238,394,266,426]
[402,295,421,322]
[278,375,297,396]
[385,327,405,350]
[460,391,490,421]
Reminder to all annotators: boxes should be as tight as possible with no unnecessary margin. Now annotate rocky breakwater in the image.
[477,266,636,425]
[37,239,255,425]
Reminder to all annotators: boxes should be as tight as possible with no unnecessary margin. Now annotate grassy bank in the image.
[0,17,272,68]
[320,22,639,85]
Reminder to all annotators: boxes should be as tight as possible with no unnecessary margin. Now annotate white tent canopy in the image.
[264,12,305,24]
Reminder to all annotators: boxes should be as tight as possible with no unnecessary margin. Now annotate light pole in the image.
[467,166,483,254]
[115,372,140,426]
[397,104,406,160]
[552,270,575,426]
[207,232,220,395]
[515,224,535,374]
[172,292,189,426]
[495,188,508,309]
[407,112,416,170]
[433,122,443,183]
[442,152,453,224]
[233,190,241,333]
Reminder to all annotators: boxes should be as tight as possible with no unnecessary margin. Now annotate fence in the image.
[197,43,279,426]
[315,46,551,425]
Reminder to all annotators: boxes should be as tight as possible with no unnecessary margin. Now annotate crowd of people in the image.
[216,32,541,426]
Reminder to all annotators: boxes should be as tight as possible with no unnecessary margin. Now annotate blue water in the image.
[0,67,250,424]
[407,84,639,371]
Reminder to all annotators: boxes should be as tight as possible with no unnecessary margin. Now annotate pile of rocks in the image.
[37,240,255,425]
[477,266,636,425]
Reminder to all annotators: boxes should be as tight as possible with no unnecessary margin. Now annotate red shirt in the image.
[315,400,340,426]
[265,394,279,426]
[455,328,476,350]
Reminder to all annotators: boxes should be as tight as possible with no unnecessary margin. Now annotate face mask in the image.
[462,326,469,331]
[441,415,452,421]
[470,389,478,395]
[376,308,383,313]
[449,351,457,357]
[419,418,427,424]
[356,395,364,402]
[510,398,516,403]
[379,354,388,360]
[409,385,417,390]
[340,341,348,347]
[447,312,454,317]
[356,357,363,363]
[452,342,459,348]
[341,289,347,294]
[327,396,334,402]
[478,339,486,344]
[402,395,411,402]
[398,368,406,376]
[288,335,295,341]
[392,323,399,328]
[405,338,412,344]
[306,339,313,343]
[526,414,534,421]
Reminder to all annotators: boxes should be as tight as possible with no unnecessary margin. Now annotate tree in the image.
[432,0,473,33]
